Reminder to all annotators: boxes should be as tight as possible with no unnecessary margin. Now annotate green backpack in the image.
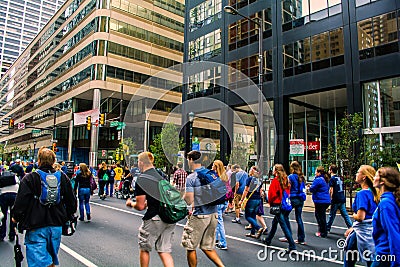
[158,179,188,224]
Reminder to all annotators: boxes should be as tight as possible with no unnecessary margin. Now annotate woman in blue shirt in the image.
[239,166,263,239]
[344,165,380,267]
[309,166,331,238]
[372,167,400,267]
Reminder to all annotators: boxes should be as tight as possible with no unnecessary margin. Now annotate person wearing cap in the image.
[10,159,24,179]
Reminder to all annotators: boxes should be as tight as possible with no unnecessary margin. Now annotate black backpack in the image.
[0,171,17,188]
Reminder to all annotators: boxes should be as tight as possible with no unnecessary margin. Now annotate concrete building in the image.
[183,0,400,179]
[0,0,65,76]
[0,0,184,165]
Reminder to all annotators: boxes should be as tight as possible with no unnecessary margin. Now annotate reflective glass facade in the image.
[0,0,184,164]
[0,0,65,76]
[183,0,400,171]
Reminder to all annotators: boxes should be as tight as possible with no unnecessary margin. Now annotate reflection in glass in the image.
[380,77,400,127]
[329,28,344,56]
[311,31,329,61]
[310,0,327,14]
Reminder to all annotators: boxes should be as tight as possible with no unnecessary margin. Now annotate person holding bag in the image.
[74,163,92,222]
[239,166,265,239]
[262,164,296,252]
[97,162,108,199]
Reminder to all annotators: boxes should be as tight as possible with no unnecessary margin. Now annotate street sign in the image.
[17,123,25,129]
[32,129,41,134]
[110,121,119,127]
[102,150,106,157]
[192,143,200,151]
[290,139,305,156]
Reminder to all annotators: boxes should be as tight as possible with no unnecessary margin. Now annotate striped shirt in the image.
[173,168,188,191]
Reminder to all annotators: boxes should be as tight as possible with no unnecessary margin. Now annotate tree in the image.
[323,112,367,176]
[229,140,250,171]
[149,123,185,176]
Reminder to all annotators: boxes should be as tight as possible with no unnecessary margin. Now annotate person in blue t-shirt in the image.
[372,167,400,267]
[238,166,263,238]
[181,151,224,267]
[231,164,248,224]
[326,164,352,233]
[309,166,331,238]
[344,165,380,267]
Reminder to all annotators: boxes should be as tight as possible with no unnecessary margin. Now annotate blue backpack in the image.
[281,189,292,212]
[35,170,62,206]
[196,168,227,206]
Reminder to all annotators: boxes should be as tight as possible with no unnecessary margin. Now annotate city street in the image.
[0,195,361,267]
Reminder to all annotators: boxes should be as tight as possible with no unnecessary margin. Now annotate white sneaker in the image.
[278,237,288,242]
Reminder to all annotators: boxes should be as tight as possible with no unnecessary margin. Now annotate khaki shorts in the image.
[138,215,175,253]
[234,194,242,209]
[181,213,218,250]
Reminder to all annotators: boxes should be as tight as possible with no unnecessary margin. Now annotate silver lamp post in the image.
[224,5,265,175]
[188,112,195,151]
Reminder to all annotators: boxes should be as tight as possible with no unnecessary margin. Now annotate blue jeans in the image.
[289,197,306,242]
[25,226,62,267]
[216,202,227,247]
[326,202,352,231]
[105,179,114,196]
[265,210,296,250]
[245,199,261,235]
[78,188,91,219]
[0,192,17,240]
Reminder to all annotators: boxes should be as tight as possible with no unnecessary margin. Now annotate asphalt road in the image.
[0,196,363,267]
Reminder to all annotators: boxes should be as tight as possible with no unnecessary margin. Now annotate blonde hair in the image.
[79,163,91,178]
[377,167,400,207]
[213,160,228,182]
[101,162,107,170]
[38,147,56,167]
[138,152,154,165]
[359,165,380,204]
[274,164,289,189]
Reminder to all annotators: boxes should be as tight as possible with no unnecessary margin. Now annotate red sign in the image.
[102,150,106,157]
[307,141,320,151]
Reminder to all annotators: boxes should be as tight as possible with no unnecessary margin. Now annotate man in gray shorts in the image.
[182,150,224,267]
[126,152,175,267]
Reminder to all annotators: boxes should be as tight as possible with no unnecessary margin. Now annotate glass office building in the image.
[183,0,400,179]
[0,0,184,165]
[0,0,65,76]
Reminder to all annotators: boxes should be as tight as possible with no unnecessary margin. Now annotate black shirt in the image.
[74,173,91,191]
[135,168,163,220]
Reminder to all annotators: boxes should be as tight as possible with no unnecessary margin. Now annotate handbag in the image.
[90,175,97,192]
[241,181,262,210]
[269,204,281,215]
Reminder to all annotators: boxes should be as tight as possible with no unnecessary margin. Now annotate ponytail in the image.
[377,167,400,207]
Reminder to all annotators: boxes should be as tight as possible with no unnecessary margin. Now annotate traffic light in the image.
[86,116,91,131]
[8,119,14,129]
[99,113,105,125]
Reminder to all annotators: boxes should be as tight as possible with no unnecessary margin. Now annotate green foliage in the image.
[149,123,185,173]
[322,112,368,179]
[229,140,249,170]
[123,137,136,156]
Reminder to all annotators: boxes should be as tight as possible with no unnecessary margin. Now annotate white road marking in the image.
[90,201,363,266]
[60,243,98,267]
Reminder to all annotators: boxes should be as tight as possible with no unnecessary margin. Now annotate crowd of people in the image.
[0,150,399,267]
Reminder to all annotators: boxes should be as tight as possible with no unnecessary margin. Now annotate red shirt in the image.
[268,176,290,205]
[173,168,188,191]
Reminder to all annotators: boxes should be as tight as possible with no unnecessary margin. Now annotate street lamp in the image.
[224,5,265,176]
[188,112,195,151]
